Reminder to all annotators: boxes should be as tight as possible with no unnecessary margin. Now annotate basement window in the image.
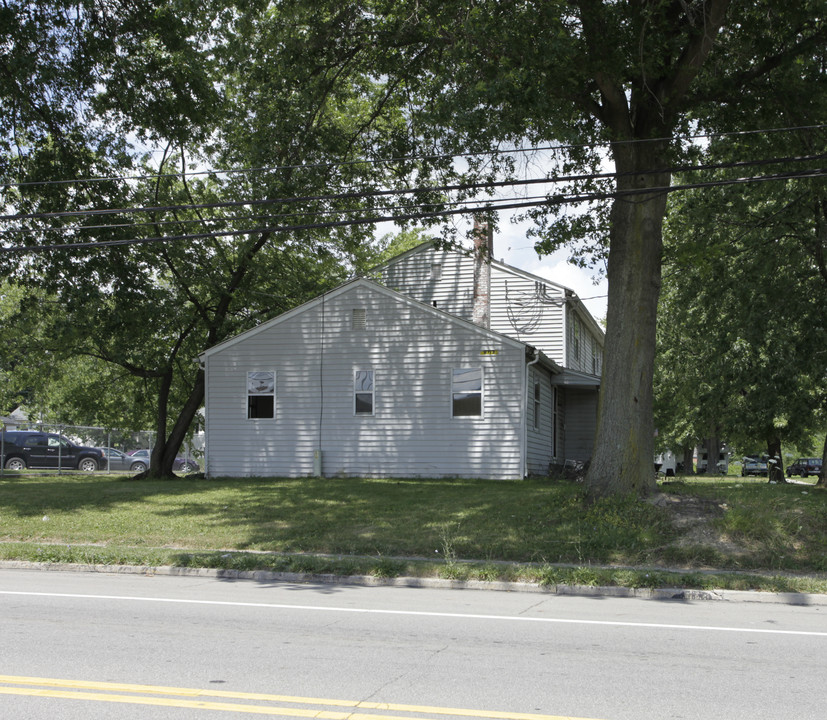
[247,371,275,419]
[452,367,483,417]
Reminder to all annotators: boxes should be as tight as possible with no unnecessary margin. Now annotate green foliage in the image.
[656,125,827,458]
[654,7,827,460]
[372,228,435,267]
[3,0,825,495]
[1,1,429,474]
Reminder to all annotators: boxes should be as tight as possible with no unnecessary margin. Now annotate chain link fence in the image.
[0,420,202,476]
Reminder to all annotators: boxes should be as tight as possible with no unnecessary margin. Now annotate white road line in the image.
[1,589,825,637]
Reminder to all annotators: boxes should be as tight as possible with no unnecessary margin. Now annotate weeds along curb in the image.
[2,560,826,606]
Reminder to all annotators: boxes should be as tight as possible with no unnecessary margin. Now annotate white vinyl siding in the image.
[566,309,603,376]
[377,246,571,364]
[203,282,526,480]
[490,266,566,364]
[526,366,557,475]
[379,245,476,319]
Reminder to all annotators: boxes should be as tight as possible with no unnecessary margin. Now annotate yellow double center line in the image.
[0,675,599,719]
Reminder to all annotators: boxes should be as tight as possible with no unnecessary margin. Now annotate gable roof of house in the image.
[369,239,605,343]
[199,277,560,369]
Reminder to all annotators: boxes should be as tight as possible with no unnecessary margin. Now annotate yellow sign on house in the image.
[480,350,498,356]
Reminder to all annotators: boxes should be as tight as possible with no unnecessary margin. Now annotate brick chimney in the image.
[472,218,493,329]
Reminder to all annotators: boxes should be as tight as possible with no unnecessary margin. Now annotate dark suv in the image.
[787,457,822,478]
[1,431,104,472]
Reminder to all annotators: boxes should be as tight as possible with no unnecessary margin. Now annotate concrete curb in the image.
[3,560,826,606]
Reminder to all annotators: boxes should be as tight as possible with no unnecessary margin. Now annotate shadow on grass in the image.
[0,474,673,565]
[146,476,675,565]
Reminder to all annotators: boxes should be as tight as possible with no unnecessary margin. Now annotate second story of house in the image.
[369,236,605,377]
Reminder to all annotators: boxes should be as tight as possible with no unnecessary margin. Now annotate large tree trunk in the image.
[681,446,695,476]
[163,369,206,472]
[145,369,205,479]
[149,367,176,478]
[585,143,669,497]
[767,435,785,483]
[704,424,720,475]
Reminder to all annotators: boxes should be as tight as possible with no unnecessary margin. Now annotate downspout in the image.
[523,347,541,478]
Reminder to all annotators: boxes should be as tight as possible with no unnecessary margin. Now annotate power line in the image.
[2,123,825,191]
[2,166,824,254]
[3,151,825,225]
[1,193,556,237]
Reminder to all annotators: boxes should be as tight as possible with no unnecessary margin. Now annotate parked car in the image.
[787,457,822,478]
[98,447,149,473]
[741,456,768,477]
[127,449,200,473]
[1,431,104,471]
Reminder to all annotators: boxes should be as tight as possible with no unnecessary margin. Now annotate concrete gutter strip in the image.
[2,560,825,606]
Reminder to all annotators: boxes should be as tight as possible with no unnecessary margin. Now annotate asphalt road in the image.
[1,569,825,720]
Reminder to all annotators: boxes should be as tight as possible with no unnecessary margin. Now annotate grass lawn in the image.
[0,471,825,595]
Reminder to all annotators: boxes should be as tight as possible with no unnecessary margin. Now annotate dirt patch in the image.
[646,492,747,556]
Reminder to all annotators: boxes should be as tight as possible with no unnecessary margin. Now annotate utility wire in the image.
[2,166,824,254]
[1,193,557,236]
[3,123,825,190]
[3,152,825,224]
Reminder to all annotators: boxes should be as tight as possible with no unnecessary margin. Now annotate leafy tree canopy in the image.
[360,0,827,494]
[1,1,433,475]
[2,1,825,490]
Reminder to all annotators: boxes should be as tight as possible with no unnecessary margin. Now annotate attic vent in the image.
[430,263,442,280]
[352,308,366,330]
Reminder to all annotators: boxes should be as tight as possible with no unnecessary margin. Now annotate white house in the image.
[372,232,604,464]
[199,231,605,479]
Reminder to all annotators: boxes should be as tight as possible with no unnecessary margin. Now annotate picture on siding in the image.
[354,370,374,415]
[247,371,275,419]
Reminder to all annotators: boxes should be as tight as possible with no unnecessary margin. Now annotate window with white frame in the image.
[452,367,483,417]
[354,370,374,415]
[247,371,275,419]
